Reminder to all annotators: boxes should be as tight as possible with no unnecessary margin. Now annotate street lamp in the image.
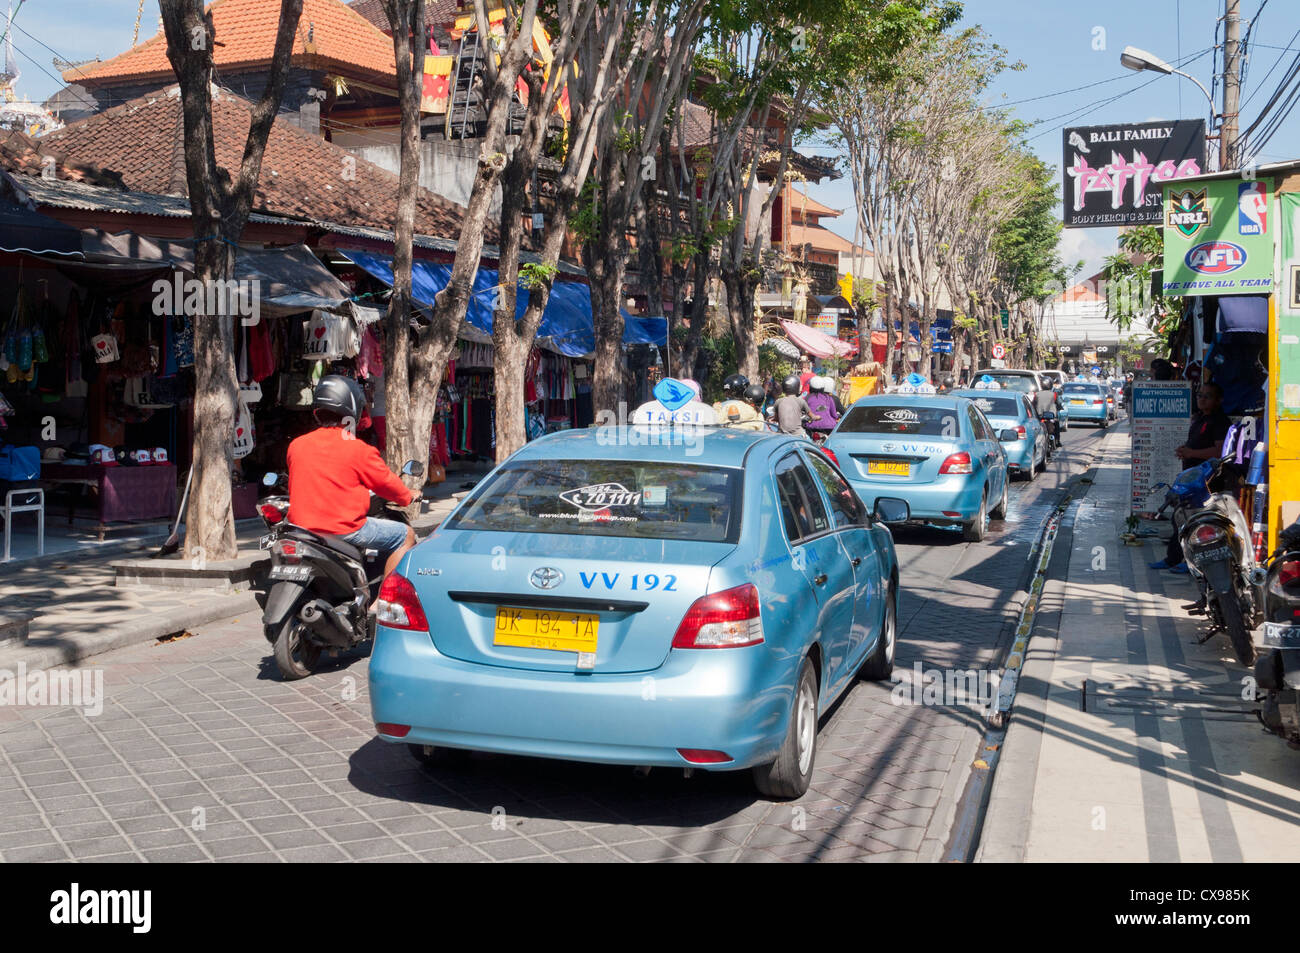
[1119,45,1215,113]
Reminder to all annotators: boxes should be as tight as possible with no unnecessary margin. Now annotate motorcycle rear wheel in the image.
[273,617,323,680]
[1218,591,1256,667]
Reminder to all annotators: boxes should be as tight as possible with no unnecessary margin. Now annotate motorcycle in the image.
[257,460,423,680]
[1155,456,1261,666]
[1252,520,1300,747]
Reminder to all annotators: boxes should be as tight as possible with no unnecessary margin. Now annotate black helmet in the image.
[782,374,800,396]
[313,374,365,423]
[743,383,766,405]
[722,373,749,396]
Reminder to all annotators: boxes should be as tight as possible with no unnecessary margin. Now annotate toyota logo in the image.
[529,567,563,590]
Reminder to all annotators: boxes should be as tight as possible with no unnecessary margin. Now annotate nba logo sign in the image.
[1238,181,1268,236]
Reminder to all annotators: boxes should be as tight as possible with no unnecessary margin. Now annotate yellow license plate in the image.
[1070,399,1085,405]
[493,607,599,653]
[868,460,911,476]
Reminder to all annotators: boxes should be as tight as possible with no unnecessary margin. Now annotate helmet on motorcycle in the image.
[312,374,366,425]
[782,375,801,396]
[743,383,766,405]
[809,375,832,394]
[722,373,749,397]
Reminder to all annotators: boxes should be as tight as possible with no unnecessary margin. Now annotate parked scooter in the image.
[1252,520,1300,746]
[1155,456,1262,666]
[257,460,423,680]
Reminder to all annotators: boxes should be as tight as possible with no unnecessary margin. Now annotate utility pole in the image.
[1221,0,1242,169]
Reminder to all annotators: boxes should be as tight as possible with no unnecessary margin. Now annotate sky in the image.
[3,0,1298,286]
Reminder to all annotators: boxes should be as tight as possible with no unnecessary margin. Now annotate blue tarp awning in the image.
[341,250,666,356]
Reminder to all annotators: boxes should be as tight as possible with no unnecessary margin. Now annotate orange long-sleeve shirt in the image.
[287,427,414,535]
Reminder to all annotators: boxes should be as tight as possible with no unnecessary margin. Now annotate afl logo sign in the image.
[1185,241,1246,275]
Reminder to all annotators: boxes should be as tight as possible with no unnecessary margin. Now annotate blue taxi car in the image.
[824,394,1013,542]
[950,388,1046,480]
[369,427,907,799]
[1061,381,1109,427]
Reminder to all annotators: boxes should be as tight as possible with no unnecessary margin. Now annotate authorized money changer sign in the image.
[1062,120,1205,228]
[1162,176,1275,296]
[1130,380,1193,516]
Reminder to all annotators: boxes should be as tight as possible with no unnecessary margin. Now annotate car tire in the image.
[272,617,321,681]
[753,657,818,800]
[962,491,988,542]
[990,478,1009,521]
[1099,419,1107,430]
[858,584,896,681]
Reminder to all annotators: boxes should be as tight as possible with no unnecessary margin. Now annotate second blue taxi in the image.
[824,391,1014,541]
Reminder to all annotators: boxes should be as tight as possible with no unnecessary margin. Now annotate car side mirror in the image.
[999,429,1020,442]
[874,497,910,525]
[262,472,279,487]
[402,460,424,478]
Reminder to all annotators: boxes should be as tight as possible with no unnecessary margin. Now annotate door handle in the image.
[851,557,862,567]
[814,572,828,585]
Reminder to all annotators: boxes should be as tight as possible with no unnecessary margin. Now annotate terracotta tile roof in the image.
[36,87,470,241]
[784,223,856,255]
[0,128,126,189]
[787,186,841,220]
[66,0,397,88]
[349,0,463,33]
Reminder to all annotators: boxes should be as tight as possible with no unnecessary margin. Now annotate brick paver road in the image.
[0,429,1106,862]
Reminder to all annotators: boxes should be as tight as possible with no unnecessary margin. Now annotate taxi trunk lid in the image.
[414,532,730,674]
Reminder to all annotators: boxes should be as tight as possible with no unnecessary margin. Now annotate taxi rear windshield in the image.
[1063,383,1101,394]
[444,460,742,543]
[984,375,1035,393]
[838,404,954,436]
[964,395,1021,417]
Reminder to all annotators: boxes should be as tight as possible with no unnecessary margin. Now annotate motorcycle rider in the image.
[714,373,750,416]
[718,382,767,431]
[767,374,821,435]
[287,375,417,587]
[805,376,841,439]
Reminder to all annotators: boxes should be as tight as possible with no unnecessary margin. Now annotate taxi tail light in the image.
[1092,399,1104,405]
[1016,425,1026,438]
[672,584,763,648]
[939,452,973,475]
[375,723,411,738]
[376,572,429,632]
[821,447,840,467]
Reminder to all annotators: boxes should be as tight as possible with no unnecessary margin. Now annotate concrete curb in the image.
[0,589,259,673]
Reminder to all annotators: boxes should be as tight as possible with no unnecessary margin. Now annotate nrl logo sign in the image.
[1167,188,1210,238]
[559,482,642,511]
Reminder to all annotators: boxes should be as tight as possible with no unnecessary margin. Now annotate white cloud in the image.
[1058,226,1116,282]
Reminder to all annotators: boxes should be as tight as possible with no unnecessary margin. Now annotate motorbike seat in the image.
[284,525,364,562]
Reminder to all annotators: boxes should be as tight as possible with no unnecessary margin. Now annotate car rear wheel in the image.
[1034,443,1047,474]
[962,491,988,542]
[858,584,896,681]
[272,617,321,680]
[753,658,818,799]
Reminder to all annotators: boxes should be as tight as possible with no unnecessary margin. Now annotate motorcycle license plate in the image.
[1194,546,1233,562]
[269,565,312,583]
[1262,622,1300,648]
[868,460,910,476]
[493,607,599,654]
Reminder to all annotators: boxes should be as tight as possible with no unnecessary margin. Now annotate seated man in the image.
[287,375,417,585]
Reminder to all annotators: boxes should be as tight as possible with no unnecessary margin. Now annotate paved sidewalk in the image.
[0,473,485,676]
[979,426,1300,862]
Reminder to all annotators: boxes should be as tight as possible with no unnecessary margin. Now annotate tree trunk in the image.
[380,0,426,505]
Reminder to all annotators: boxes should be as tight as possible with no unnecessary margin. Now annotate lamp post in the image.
[1120,45,1218,168]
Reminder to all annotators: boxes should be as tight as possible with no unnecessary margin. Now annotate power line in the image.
[1239,25,1300,110]
[1025,47,1213,142]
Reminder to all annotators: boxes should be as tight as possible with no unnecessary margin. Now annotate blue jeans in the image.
[341,517,410,562]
